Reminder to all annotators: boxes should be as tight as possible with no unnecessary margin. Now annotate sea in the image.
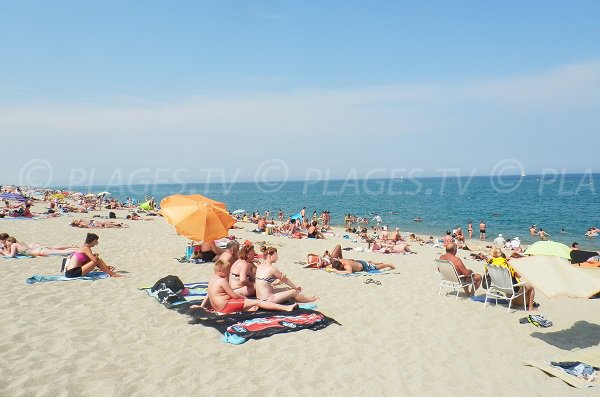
[59,173,600,251]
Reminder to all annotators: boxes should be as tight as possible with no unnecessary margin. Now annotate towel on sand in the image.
[524,347,600,388]
[26,271,109,284]
[188,307,340,345]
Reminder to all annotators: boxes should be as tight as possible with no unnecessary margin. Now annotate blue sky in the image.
[2,1,599,186]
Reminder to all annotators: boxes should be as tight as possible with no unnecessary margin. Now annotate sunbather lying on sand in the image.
[202,259,298,313]
[2,237,78,257]
[369,241,412,254]
[70,219,126,228]
[323,244,395,274]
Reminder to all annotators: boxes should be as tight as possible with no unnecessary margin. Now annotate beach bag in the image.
[151,275,186,304]
[151,275,185,294]
[109,211,116,219]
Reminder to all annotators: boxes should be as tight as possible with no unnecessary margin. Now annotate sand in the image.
[0,208,598,397]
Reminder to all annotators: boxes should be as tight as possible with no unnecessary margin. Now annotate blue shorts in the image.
[357,260,376,272]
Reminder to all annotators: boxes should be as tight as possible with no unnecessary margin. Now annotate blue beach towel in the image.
[26,271,109,284]
[3,254,33,259]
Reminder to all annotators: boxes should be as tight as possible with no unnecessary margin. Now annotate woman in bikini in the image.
[255,246,318,304]
[2,237,78,257]
[229,244,257,296]
[64,233,121,278]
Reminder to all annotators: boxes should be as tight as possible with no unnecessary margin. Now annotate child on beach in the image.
[207,259,298,313]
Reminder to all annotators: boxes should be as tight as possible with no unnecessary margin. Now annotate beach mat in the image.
[26,271,109,284]
[188,307,340,345]
[524,347,600,388]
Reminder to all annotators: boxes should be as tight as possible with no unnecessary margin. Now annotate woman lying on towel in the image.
[2,237,78,257]
[64,233,121,278]
[255,246,318,304]
[70,219,126,228]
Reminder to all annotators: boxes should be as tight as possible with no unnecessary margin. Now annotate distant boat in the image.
[521,172,526,177]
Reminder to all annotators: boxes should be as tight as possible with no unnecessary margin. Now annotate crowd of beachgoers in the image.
[3,185,599,309]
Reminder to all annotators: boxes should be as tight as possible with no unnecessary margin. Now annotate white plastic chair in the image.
[435,259,475,299]
[484,263,527,313]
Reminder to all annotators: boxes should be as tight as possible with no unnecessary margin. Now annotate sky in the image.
[1,1,599,187]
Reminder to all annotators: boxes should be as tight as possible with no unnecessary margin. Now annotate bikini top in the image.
[256,275,277,284]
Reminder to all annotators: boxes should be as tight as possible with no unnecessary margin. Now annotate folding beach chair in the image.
[484,263,527,313]
[435,259,475,299]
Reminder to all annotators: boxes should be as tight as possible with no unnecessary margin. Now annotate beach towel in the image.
[188,308,340,345]
[524,347,600,388]
[2,254,33,259]
[26,271,109,284]
[510,256,600,298]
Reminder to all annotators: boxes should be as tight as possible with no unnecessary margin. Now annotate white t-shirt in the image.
[511,239,521,249]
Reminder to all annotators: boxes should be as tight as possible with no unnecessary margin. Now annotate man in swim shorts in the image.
[328,257,395,274]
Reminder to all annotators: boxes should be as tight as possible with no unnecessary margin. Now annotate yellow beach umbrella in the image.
[159,194,235,242]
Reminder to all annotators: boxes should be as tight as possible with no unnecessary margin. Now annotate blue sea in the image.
[61,173,600,250]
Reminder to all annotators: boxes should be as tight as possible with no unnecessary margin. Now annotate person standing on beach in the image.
[468,221,473,238]
[372,214,382,231]
[479,220,486,240]
[300,207,306,222]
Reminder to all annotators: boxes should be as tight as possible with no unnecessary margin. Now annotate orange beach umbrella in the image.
[160,194,235,242]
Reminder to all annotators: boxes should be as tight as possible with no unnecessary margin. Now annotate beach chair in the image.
[435,259,475,299]
[484,264,527,313]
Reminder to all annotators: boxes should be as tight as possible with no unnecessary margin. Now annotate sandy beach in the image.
[0,207,598,397]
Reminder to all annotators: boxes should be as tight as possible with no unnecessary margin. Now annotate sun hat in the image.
[498,234,503,237]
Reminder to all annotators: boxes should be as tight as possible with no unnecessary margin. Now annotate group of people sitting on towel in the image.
[197,242,318,313]
[0,202,34,218]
